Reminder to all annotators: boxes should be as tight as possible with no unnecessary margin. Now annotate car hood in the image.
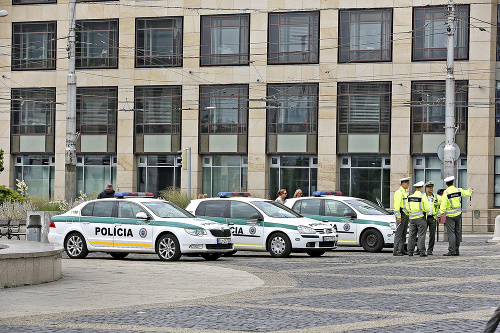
[154,217,228,230]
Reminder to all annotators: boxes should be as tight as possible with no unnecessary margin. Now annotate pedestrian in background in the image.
[293,189,303,198]
[275,189,287,204]
[393,177,410,256]
[97,184,115,199]
[424,181,441,255]
[437,176,473,256]
[406,181,430,257]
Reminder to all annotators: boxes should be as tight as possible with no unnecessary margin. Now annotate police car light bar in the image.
[114,192,154,198]
[217,192,251,198]
[312,191,343,196]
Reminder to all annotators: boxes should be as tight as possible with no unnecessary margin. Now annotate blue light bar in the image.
[312,191,342,196]
[114,192,154,198]
[217,192,251,198]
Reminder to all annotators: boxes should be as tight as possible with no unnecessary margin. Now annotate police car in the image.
[48,192,233,261]
[285,191,396,252]
[185,192,338,258]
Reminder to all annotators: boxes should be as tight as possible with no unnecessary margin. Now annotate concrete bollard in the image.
[488,215,500,243]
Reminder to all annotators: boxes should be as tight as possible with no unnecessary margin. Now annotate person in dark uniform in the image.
[97,184,115,199]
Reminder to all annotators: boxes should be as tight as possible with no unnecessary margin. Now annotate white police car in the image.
[285,191,396,252]
[48,192,233,261]
[185,192,338,258]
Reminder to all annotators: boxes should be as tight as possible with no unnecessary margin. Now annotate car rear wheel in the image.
[109,252,129,259]
[156,234,181,261]
[361,229,384,252]
[65,232,88,259]
[306,250,326,257]
[268,232,292,258]
[201,253,222,261]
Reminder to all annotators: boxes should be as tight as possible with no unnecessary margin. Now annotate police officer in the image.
[424,181,441,255]
[437,176,473,256]
[393,177,410,256]
[406,181,430,257]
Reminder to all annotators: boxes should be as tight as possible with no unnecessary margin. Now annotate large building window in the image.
[14,155,54,199]
[496,81,500,136]
[339,155,390,208]
[199,85,248,153]
[413,5,469,61]
[269,155,317,199]
[76,155,116,196]
[135,86,181,153]
[13,0,55,4]
[202,155,247,197]
[267,84,317,154]
[413,156,467,192]
[76,87,117,153]
[137,155,181,196]
[12,22,56,70]
[76,19,118,69]
[411,81,467,154]
[337,82,391,154]
[136,17,183,68]
[338,8,392,63]
[11,88,55,153]
[268,11,319,64]
[201,14,249,66]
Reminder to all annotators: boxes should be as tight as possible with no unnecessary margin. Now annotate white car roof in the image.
[190,197,271,204]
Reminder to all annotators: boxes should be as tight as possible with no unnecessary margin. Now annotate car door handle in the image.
[136,221,149,225]
[322,220,329,222]
[82,222,89,224]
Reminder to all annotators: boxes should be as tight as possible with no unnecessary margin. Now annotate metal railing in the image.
[461,208,499,232]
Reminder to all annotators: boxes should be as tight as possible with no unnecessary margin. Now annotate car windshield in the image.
[141,201,194,218]
[252,201,302,218]
[345,199,391,216]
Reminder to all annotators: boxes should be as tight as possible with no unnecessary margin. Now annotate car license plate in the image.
[323,236,335,242]
[217,238,230,244]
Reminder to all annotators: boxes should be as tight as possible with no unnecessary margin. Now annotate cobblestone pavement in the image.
[1,235,499,332]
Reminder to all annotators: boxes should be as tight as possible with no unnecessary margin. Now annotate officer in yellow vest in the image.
[424,181,441,255]
[437,175,472,256]
[393,177,410,256]
[406,181,430,257]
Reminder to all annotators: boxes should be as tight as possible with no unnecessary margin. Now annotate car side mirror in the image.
[251,215,264,222]
[344,212,357,219]
[136,212,148,219]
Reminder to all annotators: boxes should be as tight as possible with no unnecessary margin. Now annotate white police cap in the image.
[444,176,455,182]
[399,177,411,182]
[425,181,434,187]
[413,181,425,187]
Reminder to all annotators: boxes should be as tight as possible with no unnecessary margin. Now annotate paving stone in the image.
[291,274,426,289]
[347,319,486,332]
[55,306,395,332]
[0,326,141,333]
[247,292,495,315]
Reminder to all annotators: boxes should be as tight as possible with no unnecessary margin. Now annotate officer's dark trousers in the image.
[393,214,408,254]
[484,306,500,333]
[408,217,426,255]
[445,214,462,254]
[426,215,437,254]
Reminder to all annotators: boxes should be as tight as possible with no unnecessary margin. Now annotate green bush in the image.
[0,185,23,205]
[158,187,193,208]
[29,195,62,212]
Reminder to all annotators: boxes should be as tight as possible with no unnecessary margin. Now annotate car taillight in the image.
[49,220,56,228]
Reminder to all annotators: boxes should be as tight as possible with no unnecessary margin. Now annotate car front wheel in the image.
[267,232,292,258]
[361,229,384,252]
[156,234,181,261]
[65,232,88,259]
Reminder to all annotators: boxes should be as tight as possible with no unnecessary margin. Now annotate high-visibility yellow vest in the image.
[406,190,430,220]
[393,186,408,218]
[427,193,441,216]
[439,186,472,217]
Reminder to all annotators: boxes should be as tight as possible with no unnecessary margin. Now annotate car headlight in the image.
[184,228,207,236]
[297,225,316,234]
